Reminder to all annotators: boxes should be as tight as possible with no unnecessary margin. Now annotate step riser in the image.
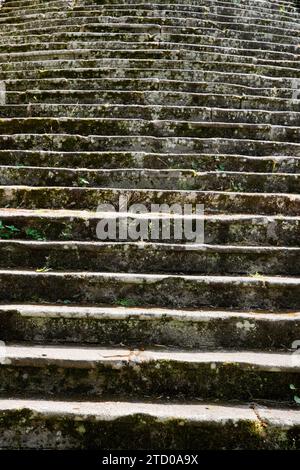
[0,136,299,158]
[0,151,299,173]
[0,213,298,246]
[0,242,299,275]
[0,40,298,60]
[4,80,296,99]
[1,308,299,351]
[0,405,296,450]
[0,358,299,401]
[0,118,299,143]
[0,35,298,55]
[1,58,300,78]
[0,272,299,309]
[2,105,300,126]
[0,187,298,216]
[8,93,300,113]
[1,167,300,193]
[1,68,297,89]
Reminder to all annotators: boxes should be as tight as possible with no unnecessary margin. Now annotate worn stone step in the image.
[0,32,299,55]
[1,40,299,62]
[0,8,299,33]
[0,208,298,246]
[0,14,299,42]
[1,104,300,126]
[0,269,299,309]
[0,185,299,216]
[2,22,299,48]
[0,240,299,275]
[8,91,300,113]
[0,344,299,401]
[0,1,297,23]
[1,167,300,194]
[1,58,300,80]
[1,303,300,351]
[1,67,297,90]
[0,134,298,157]
[5,78,296,100]
[0,399,299,449]
[0,118,298,143]
[0,150,299,173]
[1,52,300,77]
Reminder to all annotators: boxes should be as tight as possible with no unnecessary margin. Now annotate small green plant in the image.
[0,221,20,239]
[217,164,225,172]
[78,177,90,187]
[25,228,46,241]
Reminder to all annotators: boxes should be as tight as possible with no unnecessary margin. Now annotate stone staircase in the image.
[0,0,300,450]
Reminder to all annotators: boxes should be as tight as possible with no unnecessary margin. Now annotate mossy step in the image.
[0,8,299,32]
[0,118,298,142]
[8,91,300,113]
[1,13,299,42]
[1,1,292,22]
[1,104,300,125]
[5,78,295,99]
[0,185,299,216]
[0,134,298,157]
[1,240,300,275]
[0,18,297,49]
[1,58,299,79]
[2,24,299,47]
[1,303,300,350]
[0,67,296,88]
[0,269,299,309]
[1,33,298,55]
[2,167,300,194]
[0,40,299,61]
[0,150,299,173]
[0,49,300,72]
[0,345,300,401]
[0,399,299,449]
[0,208,298,246]
[0,15,299,42]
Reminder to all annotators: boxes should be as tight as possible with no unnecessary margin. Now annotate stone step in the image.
[0,40,299,61]
[0,49,300,72]
[0,14,299,42]
[0,134,298,157]
[0,399,298,449]
[7,91,300,113]
[1,67,297,88]
[0,32,299,54]
[2,104,300,125]
[0,344,299,401]
[1,167,300,193]
[0,8,299,32]
[0,240,299,275]
[0,185,299,215]
[1,303,300,351]
[0,150,299,173]
[0,118,298,143]
[1,58,299,79]
[0,1,297,22]
[2,23,299,47]
[0,208,298,246]
[0,269,299,309]
[5,78,296,99]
